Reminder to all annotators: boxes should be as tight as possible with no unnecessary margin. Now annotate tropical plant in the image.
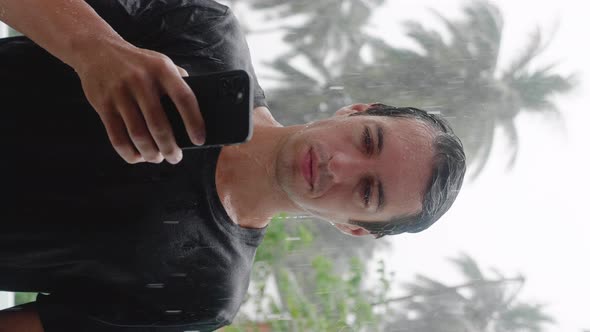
[381,253,554,332]
[252,0,576,178]
[244,0,385,124]
[230,251,553,332]
[363,1,576,178]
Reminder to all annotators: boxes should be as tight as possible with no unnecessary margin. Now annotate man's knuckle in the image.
[175,88,194,103]
[110,136,128,149]
[128,129,150,142]
[125,69,146,82]
[149,154,165,163]
[92,98,109,112]
[154,55,175,75]
[144,153,161,163]
[160,147,176,157]
[149,123,168,136]
[128,156,143,164]
[159,55,174,66]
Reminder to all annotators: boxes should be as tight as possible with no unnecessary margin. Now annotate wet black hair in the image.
[347,104,466,238]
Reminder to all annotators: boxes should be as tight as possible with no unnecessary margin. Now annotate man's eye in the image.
[363,127,373,154]
[363,179,372,207]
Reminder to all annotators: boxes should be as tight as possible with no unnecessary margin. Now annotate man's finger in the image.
[161,67,205,145]
[114,88,164,163]
[96,107,144,164]
[134,80,183,164]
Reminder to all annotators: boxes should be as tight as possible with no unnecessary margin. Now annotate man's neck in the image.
[214,107,303,228]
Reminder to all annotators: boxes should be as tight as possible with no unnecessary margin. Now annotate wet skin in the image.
[274,105,437,234]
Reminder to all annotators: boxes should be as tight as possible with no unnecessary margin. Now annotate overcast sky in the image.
[234,1,590,330]
[2,1,589,330]
[361,1,589,331]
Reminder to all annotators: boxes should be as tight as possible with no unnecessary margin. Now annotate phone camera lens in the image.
[235,91,244,104]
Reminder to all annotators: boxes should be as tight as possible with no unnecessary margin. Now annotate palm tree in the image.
[379,253,554,332]
[348,1,576,178]
[254,0,576,178]
[247,0,384,61]
[244,0,385,124]
[233,252,554,332]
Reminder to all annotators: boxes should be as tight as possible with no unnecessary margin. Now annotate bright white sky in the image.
[238,1,590,331]
[362,1,590,331]
[2,0,589,330]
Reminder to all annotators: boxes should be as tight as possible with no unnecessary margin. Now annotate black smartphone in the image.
[160,69,253,149]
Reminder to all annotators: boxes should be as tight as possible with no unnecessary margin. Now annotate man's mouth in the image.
[301,148,314,190]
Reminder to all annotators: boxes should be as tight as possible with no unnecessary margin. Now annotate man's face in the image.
[275,104,436,235]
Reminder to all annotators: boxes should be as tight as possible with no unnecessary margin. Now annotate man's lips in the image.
[301,148,314,190]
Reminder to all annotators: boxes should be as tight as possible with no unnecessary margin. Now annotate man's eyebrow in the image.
[376,124,385,213]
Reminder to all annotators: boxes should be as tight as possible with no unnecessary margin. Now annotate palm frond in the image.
[493,120,519,170]
[403,21,447,57]
[510,65,576,111]
[269,57,321,86]
[463,1,504,72]
[506,27,546,75]
[450,253,485,281]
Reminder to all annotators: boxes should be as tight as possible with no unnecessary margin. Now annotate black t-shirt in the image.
[0,0,267,331]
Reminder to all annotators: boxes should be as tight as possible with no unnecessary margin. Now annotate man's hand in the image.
[73,39,205,164]
[0,0,206,164]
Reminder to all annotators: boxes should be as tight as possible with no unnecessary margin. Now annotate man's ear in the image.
[334,103,372,117]
[333,223,371,237]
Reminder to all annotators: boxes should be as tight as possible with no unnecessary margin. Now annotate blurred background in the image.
[1,0,588,331]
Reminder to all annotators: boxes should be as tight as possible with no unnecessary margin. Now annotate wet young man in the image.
[0,0,466,331]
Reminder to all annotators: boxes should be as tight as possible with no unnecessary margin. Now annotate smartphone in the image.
[160,69,253,149]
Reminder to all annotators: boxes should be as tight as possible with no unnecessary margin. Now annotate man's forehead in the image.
[379,117,436,218]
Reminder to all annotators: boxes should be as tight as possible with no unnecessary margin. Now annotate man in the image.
[0,0,466,331]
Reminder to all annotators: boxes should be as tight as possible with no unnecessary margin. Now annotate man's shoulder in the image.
[87,0,230,18]
[86,0,234,37]
[253,106,280,127]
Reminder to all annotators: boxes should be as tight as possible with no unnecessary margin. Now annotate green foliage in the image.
[7,27,21,37]
[246,256,380,332]
[236,246,554,331]
[14,292,37,305]
[231,1,564,331]
[232,212,387,331]
[254,213,313,265]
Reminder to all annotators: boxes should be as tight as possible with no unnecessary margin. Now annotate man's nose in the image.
[327,151,367,184]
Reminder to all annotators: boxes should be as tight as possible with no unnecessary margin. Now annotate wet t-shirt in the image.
[0,0,267,331]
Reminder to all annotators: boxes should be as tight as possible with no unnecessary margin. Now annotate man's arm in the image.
[0,306,43,332]
[0,0,120,70]
[0,0,203,164]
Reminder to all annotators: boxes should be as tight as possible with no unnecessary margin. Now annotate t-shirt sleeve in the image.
[84,0,268,109]
[35,293,228,332]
